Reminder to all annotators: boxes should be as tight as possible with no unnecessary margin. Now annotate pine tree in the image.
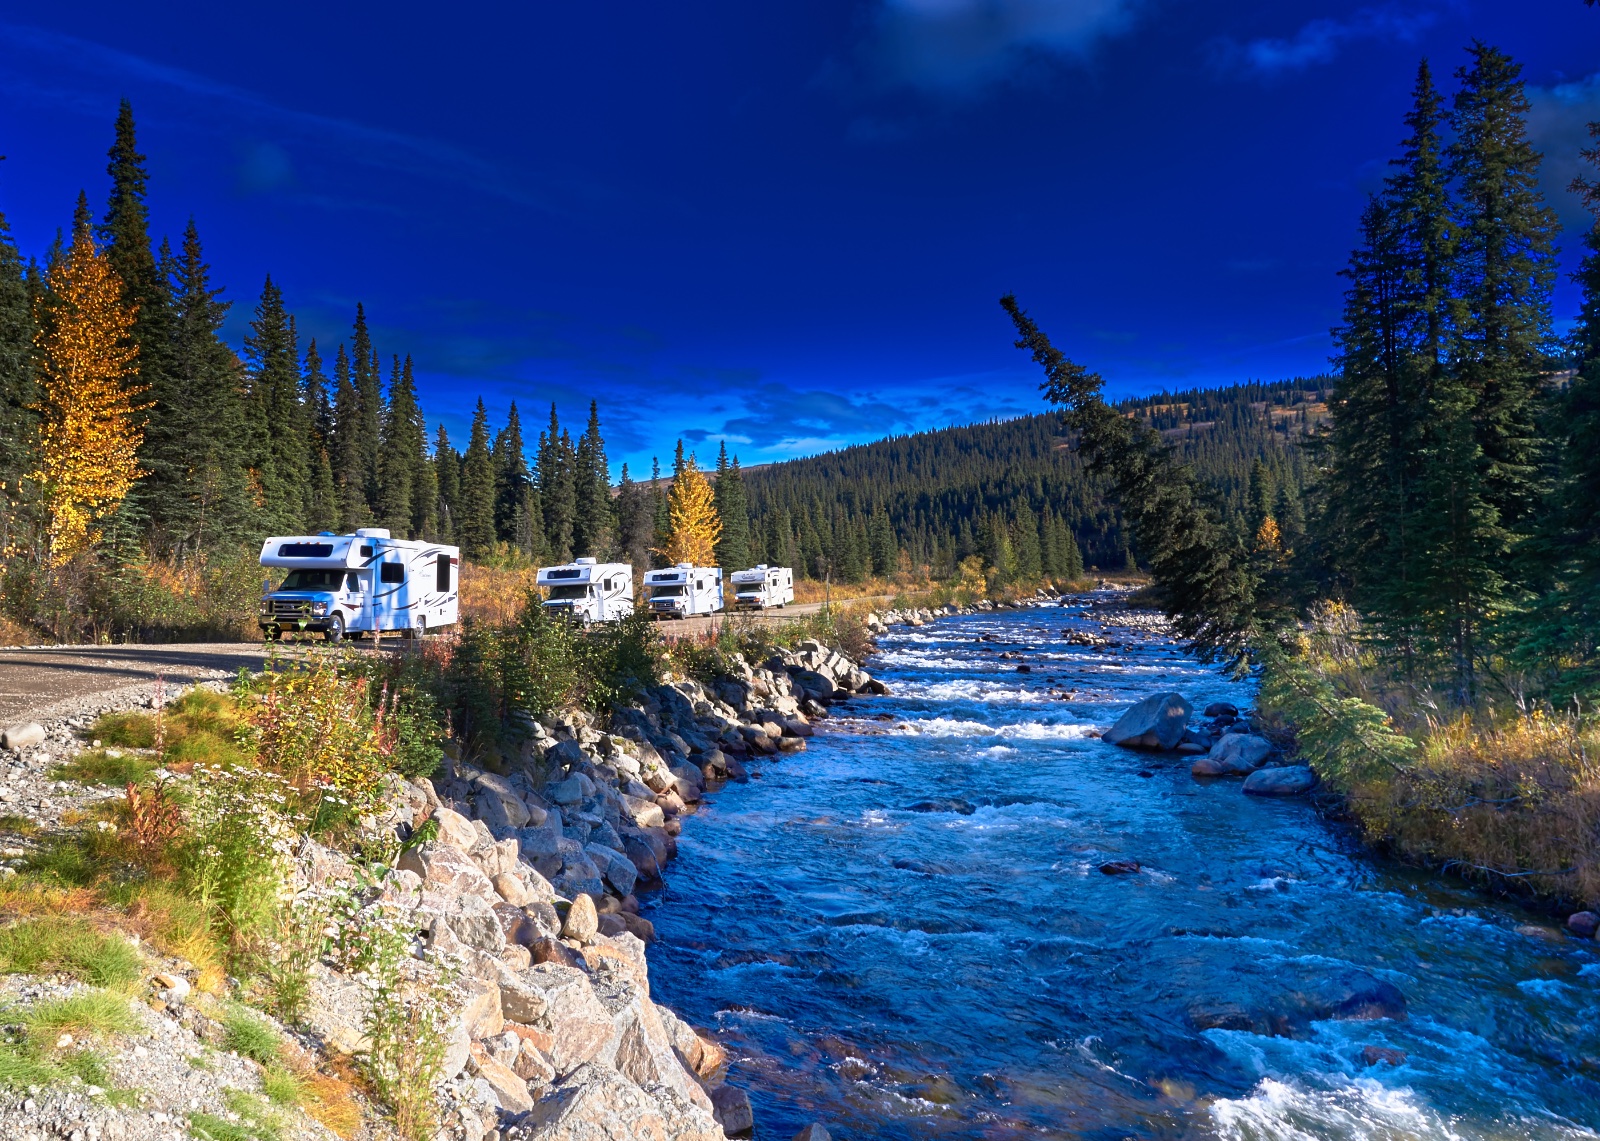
[1013,502,1043,581]
[868,504,896,577]
[31,211,145,564]
[433,424,460,542]
[573,401,613,559]
[493,402,531,543]
[244,276,306,530]
[713,443,750,570]
[615,463,653,572]
[97,101,168,421]
[307,446,337,533]
[0,207,37,553]
[378,356,417,535]
[659,447,720,566]
[458,400,496,558]
[350,304,382,516]
[331,343,367,531]
[650,455,669,565]
[303,338,334,443]
[537,405,576,562]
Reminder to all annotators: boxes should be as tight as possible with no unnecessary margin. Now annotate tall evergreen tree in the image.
[868,504,896,577]
[433,424,460,543]
[243,276,306,530]
[650,455,669,565]
[378,355,421,535]
[149,220,252,557]
[615,463,654,571]
[493,402,530,542]
[458,400,496,558]
[713,443,750,571]
[572,400,612,558]
[97,101,169,412]
[303,338,333,444]
[537,405,575,562]
[331,344,367,530]
[0,208,37,554]
[350,304,383,515]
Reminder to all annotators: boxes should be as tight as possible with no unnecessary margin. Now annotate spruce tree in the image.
[331,344,367,530]
[1013,502,1043,581]
[409,369,439,540]
[243,276,306,530]
[150,221,253,557]
[458,399,497,558]
[650,455,670,566]
[378,355,418,535]
[303,338,334,443]
[713,443,750,570]
[493,401,531,542]
[573,400,612,558]
[537,405,576,561]
[350,304,382,516]
[98,101,169,422]
[433,424,460,542]
[868,505,896,577]
[0,208,37,554]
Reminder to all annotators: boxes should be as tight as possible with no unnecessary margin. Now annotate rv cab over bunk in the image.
[644,563,723,619]
[536,558,635,624]
[258,528,459,642]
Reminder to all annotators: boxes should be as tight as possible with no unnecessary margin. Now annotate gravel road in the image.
[0,643,271,726]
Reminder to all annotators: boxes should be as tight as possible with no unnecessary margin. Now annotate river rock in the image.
[1567,911,1600,938]
[1099,860,1140,875]
[1360,1045,1407,1067]
[906,798,976,815]
[399,841,498,902]
[433,806,481,852]
[562,893,599,943]
[470,1045,535,1113]
[1203,701,1238,718]
[1189,969,1406,1037]
[516,1062,722,1141]
[1242,765,1319,796]
[1191,733,1273,776]
[1102,692,1192,750]
[1,722,45,752]
[711,1085,754,1135]
[792,1128,832,1141]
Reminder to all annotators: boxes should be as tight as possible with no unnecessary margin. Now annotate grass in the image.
[24,990,141,1041]
[89,712,157,749]
[0,815,39,836]
[0,988,139,1092]
[189,1090,286,1141]
[52,749,157,787]
[0,917,143,991]
[221,1005,281,1065]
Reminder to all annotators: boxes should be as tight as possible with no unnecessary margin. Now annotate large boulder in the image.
[398,841,498,902]
[1243,765,1319,796]
[1101,693,1193,751]
[517,1062,722,1141]
[521,964,616,1073]
[1191,733,1274,776]
[432,806,481,852]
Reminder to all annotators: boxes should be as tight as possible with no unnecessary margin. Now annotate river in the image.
[644,598,1600,1140]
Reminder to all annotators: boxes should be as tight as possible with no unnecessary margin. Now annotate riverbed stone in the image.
[1242,765,1319,796]
[792,1127,832,1141]
[1192,733,1273,776]
[432,806,481,852]
[1567,911,1600,938]
[711,1084,754,1135]
[1203,701,1239,718]
[905,798,976,815]
[562,893,599,943]
[1102,692,1192,750]
[1,722,45,751]
[399,841,498,902]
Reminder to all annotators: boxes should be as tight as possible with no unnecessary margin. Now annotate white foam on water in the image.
[893,678,1055,704]
[1208,1077,1467,1141]
[1515,978,1570,998]
[888,716,1094,741]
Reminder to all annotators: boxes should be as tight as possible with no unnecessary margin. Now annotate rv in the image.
[729,564,794,610]
[643,563,723,619]
[537,558,634,623]
[258,529,459,641]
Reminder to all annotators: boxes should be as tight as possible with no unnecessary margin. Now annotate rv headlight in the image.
[259,600,272,615]
[312,602,329,616]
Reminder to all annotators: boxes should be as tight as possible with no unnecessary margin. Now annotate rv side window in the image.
[437,555,451,592]
[360,544,375,558]
[380,562,404,584]
[345,572,360,592]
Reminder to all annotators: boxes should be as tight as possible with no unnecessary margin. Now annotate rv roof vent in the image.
[676,562,693,569]
[575,557,597,565]
[317,531,337,537]
[757,564,767,570]
[354,528,391,539]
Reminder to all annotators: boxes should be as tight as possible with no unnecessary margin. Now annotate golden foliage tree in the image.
[31,218,145,564]
[658,453,721,566]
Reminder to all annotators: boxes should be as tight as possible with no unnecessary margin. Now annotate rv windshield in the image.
[278,569,346,591]
[735,581,765,591]
[546,584,590,600]
[650,584,685,597]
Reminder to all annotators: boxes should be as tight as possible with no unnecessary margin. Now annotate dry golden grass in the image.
[793,576,910,606]
[0,612,40,645]
[1350,712,1600,907]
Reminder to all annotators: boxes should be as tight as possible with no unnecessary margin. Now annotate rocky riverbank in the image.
[0,636,890,1141]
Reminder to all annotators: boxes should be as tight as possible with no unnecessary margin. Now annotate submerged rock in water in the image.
[1102,692,1192,750]
[1187,969,1406,1037]
[1242,765,1318,796]
[905,798,976,815]
[1567,910,1599,938]
[1191,733,1273,776]
[1099,860,1141,875]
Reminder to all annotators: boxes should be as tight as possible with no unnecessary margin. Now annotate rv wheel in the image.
[324,613,345,643]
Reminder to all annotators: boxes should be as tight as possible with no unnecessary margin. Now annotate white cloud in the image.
[1527,73,1600,227]
[1210,6,1438,78]
[864,0,1140,94]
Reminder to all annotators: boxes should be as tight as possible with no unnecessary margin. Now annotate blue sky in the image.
[0,2,1595,475]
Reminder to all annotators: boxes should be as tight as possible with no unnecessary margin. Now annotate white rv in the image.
[258,528,459,642]
[537,558,634,623]
[729,564,794,610]
[644,563,723,619]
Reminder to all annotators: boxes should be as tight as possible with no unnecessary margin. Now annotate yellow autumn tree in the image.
[1254,515,1282,555]
[657,452,721,566]
[31,218,144,565]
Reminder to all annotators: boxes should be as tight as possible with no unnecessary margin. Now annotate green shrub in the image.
[221,1005,281,1066]
[24,990,141,1041]
[260,1063,304,1106]
[0,917,142,990]
[90,712,156,749]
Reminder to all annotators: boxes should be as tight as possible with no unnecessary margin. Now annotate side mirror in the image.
[262,578,270,596]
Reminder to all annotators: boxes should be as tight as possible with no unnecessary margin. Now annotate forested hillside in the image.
[737,379,1329,580]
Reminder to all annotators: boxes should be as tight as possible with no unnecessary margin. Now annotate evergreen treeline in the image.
[734,380,1327,584]
[1006,44,1600,709]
